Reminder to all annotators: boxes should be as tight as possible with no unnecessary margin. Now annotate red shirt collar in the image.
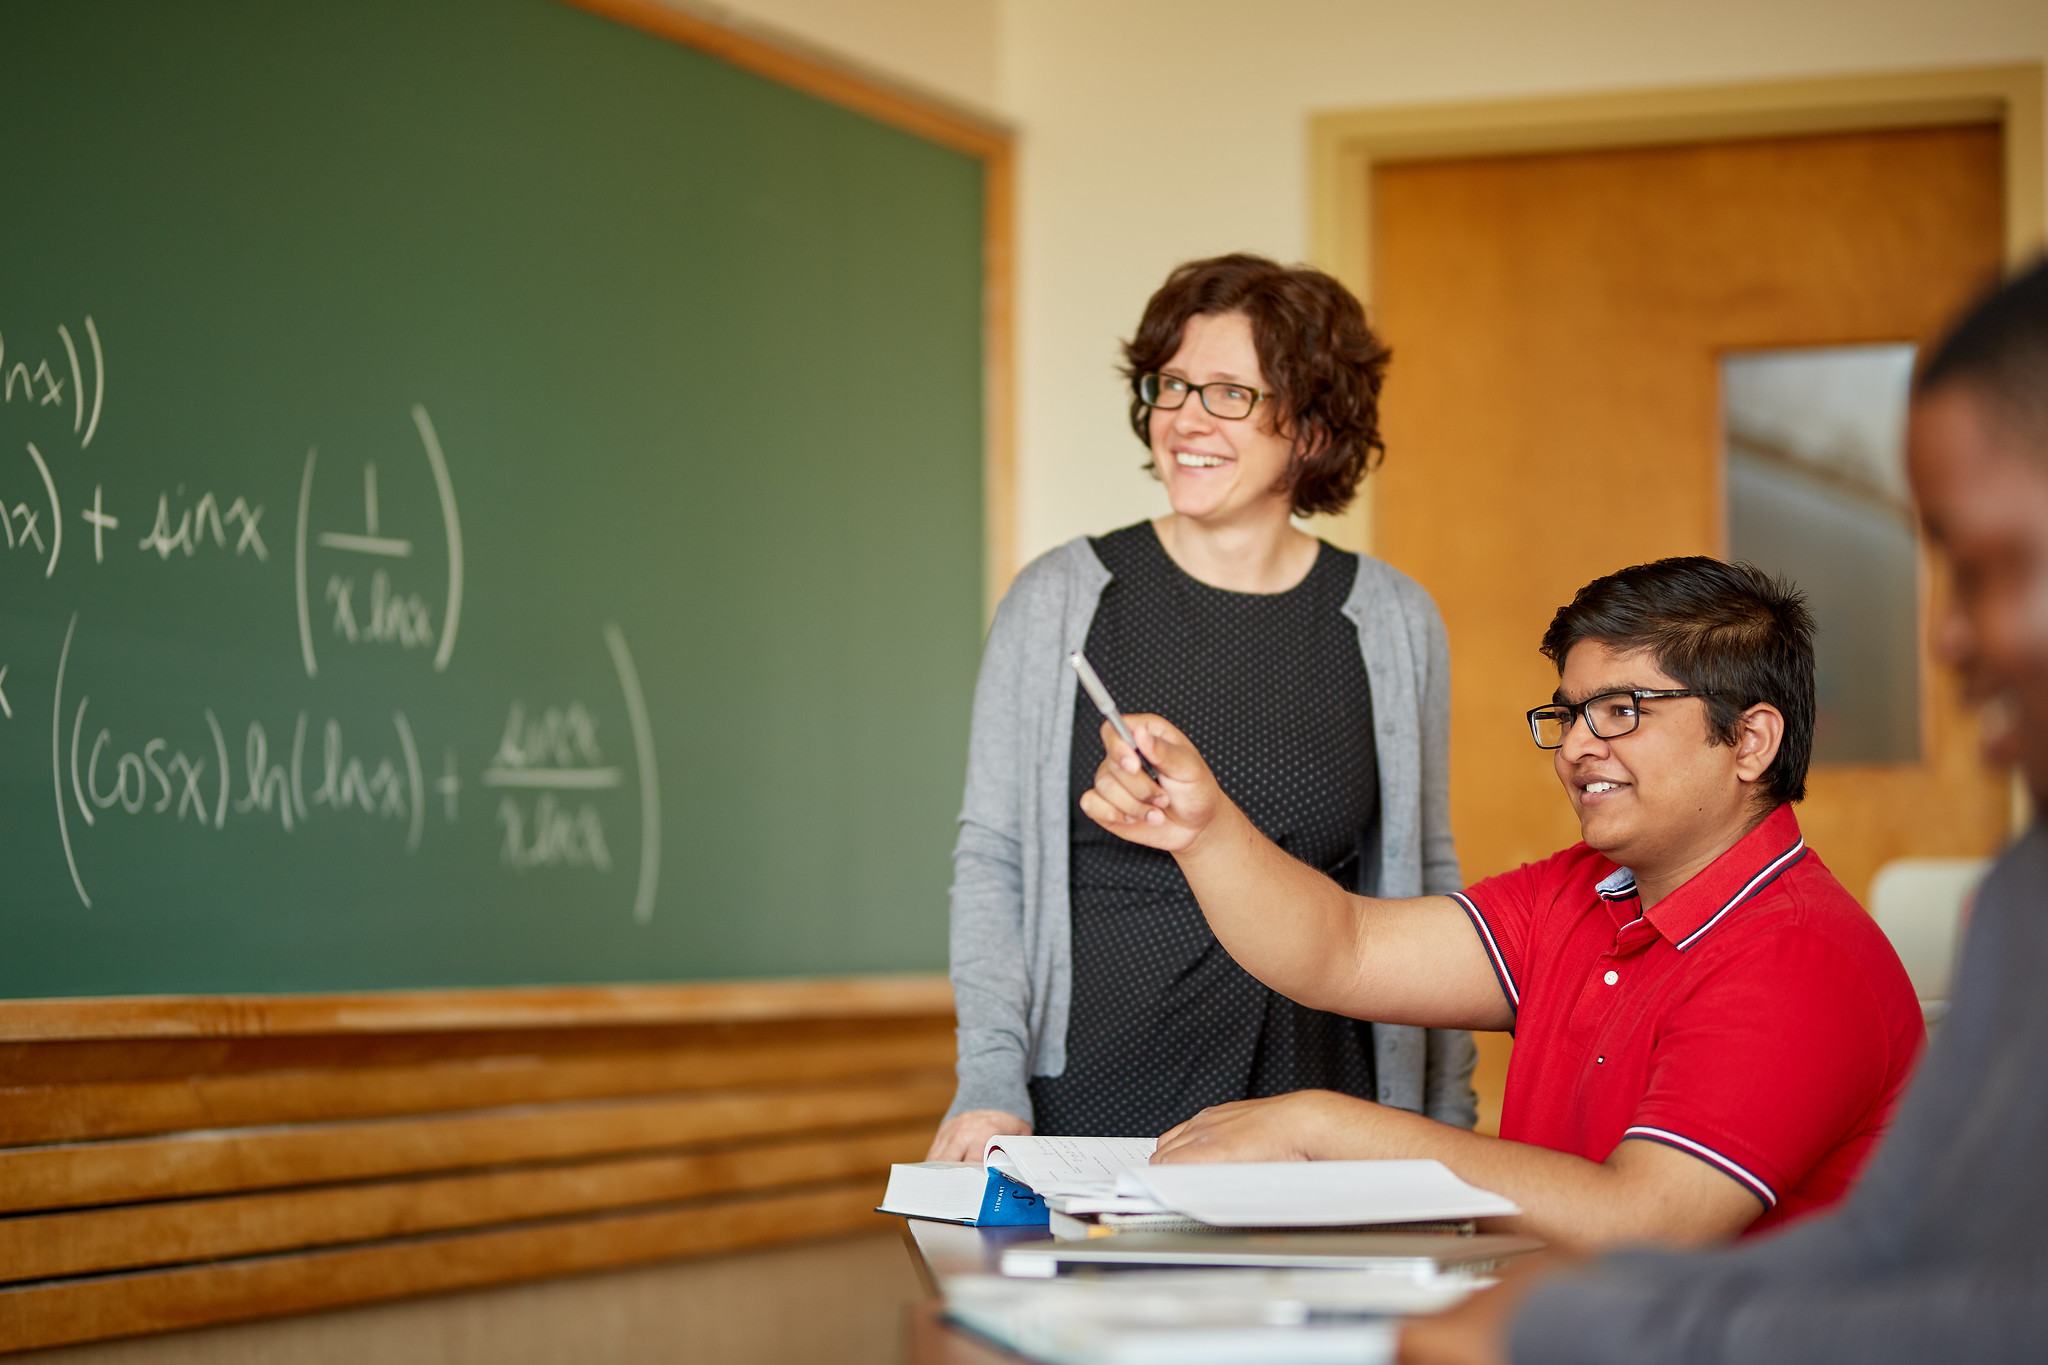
[1600,804,1808,952]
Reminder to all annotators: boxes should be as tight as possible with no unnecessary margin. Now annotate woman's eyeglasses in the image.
[1137,371,1270,421]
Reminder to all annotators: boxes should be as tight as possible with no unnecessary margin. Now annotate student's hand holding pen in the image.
[1078,714,1240,854]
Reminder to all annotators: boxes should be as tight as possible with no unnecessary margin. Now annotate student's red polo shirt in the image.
[1448,804,1923,1231]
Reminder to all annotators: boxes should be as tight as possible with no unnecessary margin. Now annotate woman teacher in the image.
[929,254,1473,1158]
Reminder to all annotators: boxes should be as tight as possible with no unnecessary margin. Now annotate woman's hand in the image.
[1077,714,1234,854]
[926,1109,1032,1161]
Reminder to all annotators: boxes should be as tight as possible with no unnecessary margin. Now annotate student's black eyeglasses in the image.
[1526,689,1728,749]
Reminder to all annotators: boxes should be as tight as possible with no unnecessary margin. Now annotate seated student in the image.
[1398,255,2048,1365]
[1080,557,1923,1251]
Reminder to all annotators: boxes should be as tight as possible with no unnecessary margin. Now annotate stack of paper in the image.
[999,1231,1541,1279]
[919,1153,1533,1361]
[943,1268,1486,1365]
[1115,1160,1520,1227]
[883,1142,1519,1245]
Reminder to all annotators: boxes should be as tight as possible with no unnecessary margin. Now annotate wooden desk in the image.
[898,1219,1045,1363]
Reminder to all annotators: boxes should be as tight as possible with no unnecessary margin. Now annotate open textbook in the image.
[1117,1160,1519,1227]
[876,1136,1156,1226]
[881,1140,1518,1233]
[986,1135,1157,1196]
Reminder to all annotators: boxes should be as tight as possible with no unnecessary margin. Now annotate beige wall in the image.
[1002,0,2048,568]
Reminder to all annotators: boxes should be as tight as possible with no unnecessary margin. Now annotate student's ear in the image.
[1732,703,1785,785]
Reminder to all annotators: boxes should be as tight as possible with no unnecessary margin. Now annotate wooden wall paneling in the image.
[0,1125,930,1284]
[0,978,957,1354]
[0,1020,955,1146]
[0,978,957,1044]
[0,1012,954,1086]
[0,1073,954,1214]
[0,1181,893,1355]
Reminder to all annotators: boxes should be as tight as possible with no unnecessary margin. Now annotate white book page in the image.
[878,1161,990,1220]
[982,1135,1156,1196]
[1044,1192,1171,1215]
[1117,1160,1519,1227]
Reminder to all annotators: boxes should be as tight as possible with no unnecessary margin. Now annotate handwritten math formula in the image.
[4,314,663,924]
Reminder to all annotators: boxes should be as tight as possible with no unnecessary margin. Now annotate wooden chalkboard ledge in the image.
[0,975,956,1354]
[0,974,953,1042]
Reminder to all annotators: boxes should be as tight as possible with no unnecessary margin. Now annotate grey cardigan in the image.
[945,535,1477,1128]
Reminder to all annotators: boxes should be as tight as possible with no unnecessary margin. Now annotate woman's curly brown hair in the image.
[1122,253,1391,518]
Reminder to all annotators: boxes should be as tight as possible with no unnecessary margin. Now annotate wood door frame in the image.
[566,0,1018,609]
[1308,63,2045,557]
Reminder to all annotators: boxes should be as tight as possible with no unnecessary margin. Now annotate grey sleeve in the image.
[1507,1218,2048,1365]
[1412,585,1462,897]
[1518,1269,2048,1365]
[1410,581,1475,1127]
[1421,1027,1479,1129]
[944,584,1039,1126]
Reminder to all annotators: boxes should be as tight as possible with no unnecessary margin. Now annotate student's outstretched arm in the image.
[1079,715,1510,1031]
[1153,1093,1762,1250]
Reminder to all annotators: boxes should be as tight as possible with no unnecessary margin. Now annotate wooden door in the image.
[1369,125,2009,1132]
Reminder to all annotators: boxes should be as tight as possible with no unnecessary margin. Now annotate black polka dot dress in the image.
[1030,522,1380,1138]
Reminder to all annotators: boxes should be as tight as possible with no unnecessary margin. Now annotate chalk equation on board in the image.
[10,314,662,924]
[1,317,105,449]
[294,404,465,678]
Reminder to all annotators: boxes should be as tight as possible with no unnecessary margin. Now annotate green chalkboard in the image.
[0,0,985,996]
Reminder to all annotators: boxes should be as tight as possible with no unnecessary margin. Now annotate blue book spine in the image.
[974,1169,1048,1226]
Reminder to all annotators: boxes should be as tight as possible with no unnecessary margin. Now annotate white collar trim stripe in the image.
[1595,865,1639,901]
[1673,838,1808,953]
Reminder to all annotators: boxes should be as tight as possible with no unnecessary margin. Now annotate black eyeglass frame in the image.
[1525,689,1729,749]
[1136,371,1273,420]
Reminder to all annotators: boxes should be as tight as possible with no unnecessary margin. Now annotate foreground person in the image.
[1401,260,2048,1363]
[1083,556,1921,1251]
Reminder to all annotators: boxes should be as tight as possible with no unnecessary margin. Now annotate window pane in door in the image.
[1722,344,1919,763]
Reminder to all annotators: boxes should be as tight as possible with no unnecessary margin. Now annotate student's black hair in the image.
[1917,255,2048,445]
[1539,557,1816,806]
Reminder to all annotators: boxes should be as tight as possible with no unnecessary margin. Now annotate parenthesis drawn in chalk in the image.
[83,317,103,448]
[51,612,90,908]
[295,448,318,677]
[412,406,463,673]
[206,708,230,829]
[604,622,660,924]
[70,694,92,827]
[394,710,423,852]
[26,443,61,578]
[57,325,81,435]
